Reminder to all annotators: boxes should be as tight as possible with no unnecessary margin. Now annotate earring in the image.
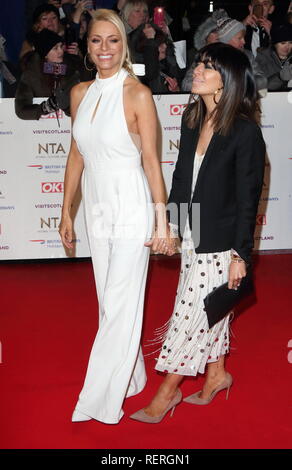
[84,52,95,72]
[213,87,223,105]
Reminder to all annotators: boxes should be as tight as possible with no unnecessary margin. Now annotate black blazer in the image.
[168,116,266,264]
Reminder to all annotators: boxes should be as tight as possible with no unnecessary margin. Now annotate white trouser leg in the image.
[73,239,150,424]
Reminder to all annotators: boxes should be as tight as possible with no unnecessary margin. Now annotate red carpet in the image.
[0,254,291,449]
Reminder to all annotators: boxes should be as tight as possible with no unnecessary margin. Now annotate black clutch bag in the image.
[203,266,254,329]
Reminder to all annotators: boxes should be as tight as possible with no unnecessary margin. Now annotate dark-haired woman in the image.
[130,42,266,423]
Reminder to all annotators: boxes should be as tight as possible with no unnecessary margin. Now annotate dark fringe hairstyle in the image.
[184,43,258,136]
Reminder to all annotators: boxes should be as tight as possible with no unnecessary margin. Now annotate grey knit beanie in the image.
[217,17,246,44]
[194,9,228,50]
[194,17,217,50]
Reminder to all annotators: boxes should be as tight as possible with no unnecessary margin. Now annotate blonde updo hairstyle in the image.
[87,9,137,79]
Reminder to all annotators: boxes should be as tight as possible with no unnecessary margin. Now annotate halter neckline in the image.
[95,68,128,90]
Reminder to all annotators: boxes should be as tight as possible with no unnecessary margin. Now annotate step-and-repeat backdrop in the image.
[0,92,291,260]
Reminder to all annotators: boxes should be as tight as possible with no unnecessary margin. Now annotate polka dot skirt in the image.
[155,247,232,377]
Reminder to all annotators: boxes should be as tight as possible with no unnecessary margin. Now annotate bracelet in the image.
[231,254,245,263]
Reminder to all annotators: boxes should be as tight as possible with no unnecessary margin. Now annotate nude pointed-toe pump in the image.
[183,372,233,405]
[129,389,182,424]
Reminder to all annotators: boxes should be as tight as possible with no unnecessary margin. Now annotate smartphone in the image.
[65,27,77,46]
[153,6,165,27]
[85,0,95,9]
[253,4,264,18]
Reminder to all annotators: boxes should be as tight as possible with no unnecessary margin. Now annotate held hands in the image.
[228,259,247,290]
[144,223,178,256]
[59,214,74,249]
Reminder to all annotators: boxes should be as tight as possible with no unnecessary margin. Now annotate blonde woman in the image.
[59,9,173,424]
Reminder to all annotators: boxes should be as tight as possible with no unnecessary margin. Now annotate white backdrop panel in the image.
[0,93,291,260]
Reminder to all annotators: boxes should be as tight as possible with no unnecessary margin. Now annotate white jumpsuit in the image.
[72,68,154,424]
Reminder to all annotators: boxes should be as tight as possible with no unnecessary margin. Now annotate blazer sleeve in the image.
[167,116,195,230]
[233,121,266,263]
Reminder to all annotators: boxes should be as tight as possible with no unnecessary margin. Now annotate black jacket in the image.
[168,116,266,264]
[244,25,271,53]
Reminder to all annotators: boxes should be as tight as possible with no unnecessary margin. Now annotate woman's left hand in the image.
[165,76,180,92]
[228,260,247,290]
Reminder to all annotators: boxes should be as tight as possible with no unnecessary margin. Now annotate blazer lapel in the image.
[192,132,226,201]
[184,126,200,202]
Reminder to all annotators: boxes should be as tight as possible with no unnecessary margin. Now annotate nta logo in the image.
[40,217,60,229]
[38,143,66,154]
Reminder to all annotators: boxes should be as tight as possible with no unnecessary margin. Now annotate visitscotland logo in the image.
[41,182,64,193]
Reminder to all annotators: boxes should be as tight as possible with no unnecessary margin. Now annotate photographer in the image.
[15,29,89,120]
[255,23,292,90]
[243,0,275,57]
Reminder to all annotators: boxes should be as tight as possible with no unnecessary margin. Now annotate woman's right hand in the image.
[228,260,247,290]
[59,214,74,249]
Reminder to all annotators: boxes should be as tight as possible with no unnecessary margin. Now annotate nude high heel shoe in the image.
[129,389,182,424]
[183,372,233,405]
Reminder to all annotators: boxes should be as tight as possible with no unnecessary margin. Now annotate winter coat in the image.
[255,47,292,91]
